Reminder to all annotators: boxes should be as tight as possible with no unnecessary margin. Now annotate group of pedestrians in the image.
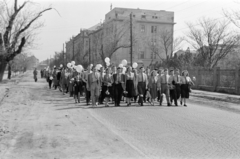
[42,63,195,107]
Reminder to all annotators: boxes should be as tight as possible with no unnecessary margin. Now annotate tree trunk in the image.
[8,63,12,79]
[0,61,7,82]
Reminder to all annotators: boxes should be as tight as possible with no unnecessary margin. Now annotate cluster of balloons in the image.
[117,59,138,73]
[66,61,83,73]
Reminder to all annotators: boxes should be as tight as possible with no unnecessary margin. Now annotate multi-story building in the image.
[66,7,175,67]
[103,7,175,66]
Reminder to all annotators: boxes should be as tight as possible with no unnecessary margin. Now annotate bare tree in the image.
[0,0,52,82]
[185,17,239,69]
[148,29,182,63]
[100,21,134,65]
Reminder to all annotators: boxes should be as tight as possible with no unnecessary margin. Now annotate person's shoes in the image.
[184,104,187,107]
[75,101,77,103]
[78,100,80,103]
[159,102,162,106]
[175,103,178,106]
[167,103,171,106]
[105,104,109,107]
[180,101,182,105]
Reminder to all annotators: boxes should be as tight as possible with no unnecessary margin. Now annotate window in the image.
[141,15,146,19]
[115,13,118,18]
[151,39,156,46]
[139,51,144,59]
[141,25,145,32]
[133,15,135,17]
[151,26,157,33]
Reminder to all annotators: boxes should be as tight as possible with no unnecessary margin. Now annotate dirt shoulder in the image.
[0,72,143,159]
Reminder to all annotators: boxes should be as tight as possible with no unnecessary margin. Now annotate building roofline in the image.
[107,7,174,14]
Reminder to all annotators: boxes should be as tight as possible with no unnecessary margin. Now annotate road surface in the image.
[1,72,240,159]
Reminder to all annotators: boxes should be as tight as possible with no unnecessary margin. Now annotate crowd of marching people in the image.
[40,58,195,107]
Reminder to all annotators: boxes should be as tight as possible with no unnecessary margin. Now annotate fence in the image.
[186,67,240,95]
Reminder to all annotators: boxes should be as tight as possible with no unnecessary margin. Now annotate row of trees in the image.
[0,0,51,82]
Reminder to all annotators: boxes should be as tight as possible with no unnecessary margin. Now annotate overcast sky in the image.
[17,0,240,61]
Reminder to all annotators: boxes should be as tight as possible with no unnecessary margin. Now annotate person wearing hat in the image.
[137,66,148,106]
[157,68,171,106]
[112,67,123,106]
[87,65,101,107]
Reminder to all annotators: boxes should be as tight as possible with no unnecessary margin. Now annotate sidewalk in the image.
[191,89,240,104]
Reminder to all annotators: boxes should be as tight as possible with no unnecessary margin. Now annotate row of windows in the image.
[141,25,158,33]
[138,51,157,59]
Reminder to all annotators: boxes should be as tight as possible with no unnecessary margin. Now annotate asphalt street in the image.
[1,72,240,159]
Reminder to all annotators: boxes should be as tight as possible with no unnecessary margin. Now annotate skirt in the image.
[181,84,190,98]
[102,85,111,98]
[126,80,135,98]
[150,83,157,99]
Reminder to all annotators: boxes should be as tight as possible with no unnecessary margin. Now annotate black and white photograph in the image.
[0,0,240,158]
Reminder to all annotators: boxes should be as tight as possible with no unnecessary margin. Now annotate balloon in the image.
[193,76,196,81]
[54,65,56,68]
[122,67,126,73]
[122,59,127,66]
[60,64,63,68]
[132,62,138,69]
[76,65,83,72]
[119,64,123,68]
[105,57,110,63]
[106,61,110,67]
[95,64,101,70]
[67,63,71,68]
[71,61,75,65]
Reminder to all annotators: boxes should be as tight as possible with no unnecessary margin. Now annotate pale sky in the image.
[18,0,240,61]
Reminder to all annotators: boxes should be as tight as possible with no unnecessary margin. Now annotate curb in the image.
[191,92,240,104]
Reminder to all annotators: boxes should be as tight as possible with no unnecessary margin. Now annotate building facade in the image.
[65,7,175,67]
[103,7,175,66]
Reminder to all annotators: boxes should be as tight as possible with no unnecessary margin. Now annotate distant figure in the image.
[33,68,38,82]
[40,69,44,78]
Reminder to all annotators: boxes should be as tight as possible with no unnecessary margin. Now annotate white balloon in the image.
[122,67,126,73]
[105,57,110,63]
[67,63,71,68]
[119,64,123,68]
[106,61,110,67]
[132,62,138,69]
[60,64,63,68]
[122,59,127,66]
[193,76,196,81]
[71,61,75,65]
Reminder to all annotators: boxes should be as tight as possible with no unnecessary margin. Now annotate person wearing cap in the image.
[137,66,148,106]
[87,65,101,107]
[169,68,178,106]
[112,67,123,106]
[84,65,92,105]
[157,68,171,106]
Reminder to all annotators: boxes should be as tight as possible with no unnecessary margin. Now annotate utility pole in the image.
[72,37,75,61]
[130,12,133,67]
[63,43,65,66]
[89,35,91,65]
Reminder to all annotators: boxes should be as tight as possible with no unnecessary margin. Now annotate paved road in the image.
[1,72,240,159]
